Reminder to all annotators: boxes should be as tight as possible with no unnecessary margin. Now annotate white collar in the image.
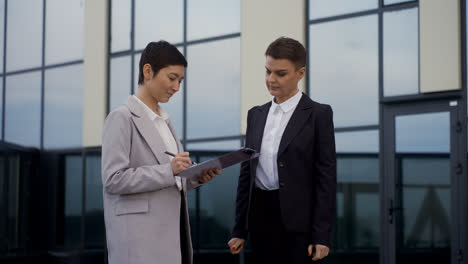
[133,95,169,121]
[271,90,302,113]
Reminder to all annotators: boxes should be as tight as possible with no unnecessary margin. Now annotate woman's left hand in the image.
[199,168,221,183]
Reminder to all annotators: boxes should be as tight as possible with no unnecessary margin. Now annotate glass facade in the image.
[308,1,465,264]
[0,0,467,263]
[1,0,84,149]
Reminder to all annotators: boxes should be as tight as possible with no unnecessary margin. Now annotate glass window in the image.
[43,64,83,149]
[335,130,379,153]
[309,0,377,20]
[45,0,84,65]
[85,154,105,247]
[186,187,198,248]
[309,15,378,128]
[187,0,240,41]
[111,0,131,52]
[134,0,183,50]
[384,0,416,6]
[6,0,43,72]
[5,71,41,148]
[110,56,132,111]
[133,53,140,93]
[0,77,3,136]
[64,155,83,247]
[186,139,241,151]
[335,156,379,254]
[395,112,450,153]
[395,111,451,261]
[399,158,450,249]
[383,8,418,97]
[198,153,239,249]
[161,87,184,139]
[187,38,240,139]
[0,0,4,73]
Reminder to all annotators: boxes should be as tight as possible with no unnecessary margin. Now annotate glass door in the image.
[382,100,464,264]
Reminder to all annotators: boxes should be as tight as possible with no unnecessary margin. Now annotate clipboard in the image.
[178,148,259,180]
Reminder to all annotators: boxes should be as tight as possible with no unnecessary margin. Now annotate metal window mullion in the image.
[2,0,7,141]
[40,0,47,149]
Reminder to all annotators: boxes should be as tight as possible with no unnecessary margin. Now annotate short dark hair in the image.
[265,37,306,69]
[138,41,187,85]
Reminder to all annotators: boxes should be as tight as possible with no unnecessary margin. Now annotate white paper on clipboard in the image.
[178,148,259,180]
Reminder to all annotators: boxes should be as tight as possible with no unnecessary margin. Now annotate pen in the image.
[164,151,197,165]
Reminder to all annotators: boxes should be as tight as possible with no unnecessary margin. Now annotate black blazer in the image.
[232,93,337,247]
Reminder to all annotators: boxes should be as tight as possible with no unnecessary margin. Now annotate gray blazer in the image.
[101,96,200,264]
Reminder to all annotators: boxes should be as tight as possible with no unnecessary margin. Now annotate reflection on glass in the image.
[383,8,418,97]
[384,0,416,5]
[133,53,140,93]
[309,0,377,20]
[0,0,4,73]
[187,139,241,151]
[0,157,4,248]
[309,15,378,128]
[6,0,43,71]
[111,0,131,52]
[395,112,451,262]
[45,0,84,65]
[199,154,239,249]
[186,187,198,249]
[395,112,450,153]
[398,158,451,258]
[5,71,41,148]
[187,38,240,139]
[0,77,3,135]
[134,0,183,50]
[65,155,83,247]
[335,156,379,253]
[44,64,83,149]
[187,0,240,41]
[6,156,19,248]
[85,155,105,247]
[335,130,379,153]
[161,88,184,139]
[110,56,132,111]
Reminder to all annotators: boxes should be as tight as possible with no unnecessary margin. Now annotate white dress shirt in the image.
[255,90,302,190]
[133,95,182,191]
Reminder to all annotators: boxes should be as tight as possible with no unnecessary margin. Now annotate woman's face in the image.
[143,64,185,103]
[265,56,305,102]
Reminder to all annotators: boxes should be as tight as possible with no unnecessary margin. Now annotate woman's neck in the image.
[136,86,160,114]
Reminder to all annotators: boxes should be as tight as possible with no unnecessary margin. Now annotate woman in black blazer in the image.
[228,37,337,264]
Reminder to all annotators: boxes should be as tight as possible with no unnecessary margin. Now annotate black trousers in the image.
[180,191,189,264]
[249,188,318,264]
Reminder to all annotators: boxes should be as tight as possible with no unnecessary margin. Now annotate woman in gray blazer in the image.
[101,41,220,264]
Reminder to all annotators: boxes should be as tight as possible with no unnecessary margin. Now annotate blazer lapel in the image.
[126,96,171,165]
[277,93,314,157]
[252,102,271,152]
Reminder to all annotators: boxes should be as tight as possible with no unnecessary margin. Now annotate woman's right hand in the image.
[228,238,245,254]
[171,152,192,175]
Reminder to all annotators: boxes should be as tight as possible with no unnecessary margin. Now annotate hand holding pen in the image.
[165,151,194,175]
[165,151,220,183]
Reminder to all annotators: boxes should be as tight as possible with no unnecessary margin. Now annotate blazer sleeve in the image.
[310,104,337,247]
[101,110,177,195]
[232,109,254,239]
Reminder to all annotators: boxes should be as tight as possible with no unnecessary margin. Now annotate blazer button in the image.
[278,161,284,168]
[279,182,285,188]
